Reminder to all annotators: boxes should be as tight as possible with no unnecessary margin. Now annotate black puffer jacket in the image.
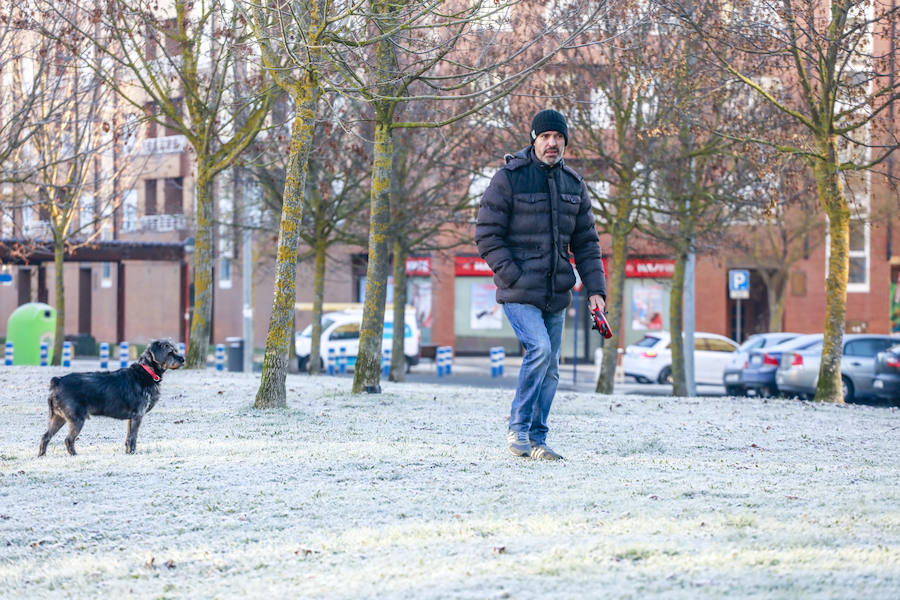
[474,147,606,312]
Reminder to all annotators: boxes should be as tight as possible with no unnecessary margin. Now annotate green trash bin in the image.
[6,302,57,365]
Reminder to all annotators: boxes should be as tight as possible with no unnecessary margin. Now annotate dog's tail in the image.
[50,376,60,387]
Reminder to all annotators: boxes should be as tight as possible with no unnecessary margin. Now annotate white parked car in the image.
[624,331,738,385]
[294,308,421,372]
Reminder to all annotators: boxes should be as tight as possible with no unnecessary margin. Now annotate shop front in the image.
[452,256,518,354]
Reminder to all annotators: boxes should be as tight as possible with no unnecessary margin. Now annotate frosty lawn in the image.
[1,366,899,599]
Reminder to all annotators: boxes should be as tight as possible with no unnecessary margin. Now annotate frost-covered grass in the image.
[1,366,899,599]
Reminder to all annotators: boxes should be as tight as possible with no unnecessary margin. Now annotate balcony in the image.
[122,214,188,233]
[137,135,187,156]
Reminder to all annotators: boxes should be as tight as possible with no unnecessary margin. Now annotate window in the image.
[589,88,613,130]
[101,263,112,288]
[586,181,610,213]
[543,0,597,32]
[164,177,183,214]
[705,338,738,353]
[468,173,492,207]
[122,189,138,232]
[79,194,94,232]
[165,98,182,137]
[218,256,232,289]
[144,179,158,215]
[144,102,158,139]
[472,0,512,32]
[844,338,894,358]
[848,218,869,288]
[330,323,360,341]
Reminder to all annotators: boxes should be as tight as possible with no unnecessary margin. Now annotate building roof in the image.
[0,239,186,264]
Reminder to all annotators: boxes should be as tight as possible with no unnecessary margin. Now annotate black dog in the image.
[38,339,185,456]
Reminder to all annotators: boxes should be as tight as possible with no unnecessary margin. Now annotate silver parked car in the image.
[775,334,900,402]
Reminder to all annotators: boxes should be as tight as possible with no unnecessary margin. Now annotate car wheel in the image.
[297,356,309,372]
[725,385,744,396]
[658,366,672,385]
[842,376,855,403]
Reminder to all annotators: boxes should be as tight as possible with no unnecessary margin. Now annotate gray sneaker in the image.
[529,443,564,461]
[507,430,531,457]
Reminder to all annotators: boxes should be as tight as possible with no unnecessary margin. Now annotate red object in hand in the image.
[591,308,613,339]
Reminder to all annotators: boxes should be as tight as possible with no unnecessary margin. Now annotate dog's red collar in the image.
[141,364,160,382]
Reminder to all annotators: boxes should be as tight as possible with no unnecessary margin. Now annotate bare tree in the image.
[321,0,608,394]
[386,121,484,381]
[0,4,58,186]
[634,16,767,396]
[1,8,136,364]
[243,0,327,408]
[247,105,372,375]
[666,0,900,402]
[41,0,275,368]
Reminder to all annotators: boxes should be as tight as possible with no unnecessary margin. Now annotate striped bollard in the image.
[436,346,446,376]
[119,342,129,368]
[327,347,336,375]
[39,342,49,366]
[100,342,109,369]
[4,342,12,366]
[437,346,453,376]
[381,348,391,376]
[490,346,505,377]
[215,344,225,371]
[338,346,347,374]
[178,342,185,357]
[62,341,73,368]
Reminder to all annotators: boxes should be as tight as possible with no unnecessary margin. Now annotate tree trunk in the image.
[309,233,327,375]
[51,238,65,366]
[766,270,787,333]
[390,240,408,382]
[186,165,215,368]
[352,116,393,394]
[812,143,849,404]
[669,250,687,397]
[596,226,627,394]
[254,86,320,408]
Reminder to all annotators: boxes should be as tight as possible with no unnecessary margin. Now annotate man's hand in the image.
[588,294,605,314]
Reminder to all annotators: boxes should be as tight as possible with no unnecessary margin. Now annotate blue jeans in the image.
[503,303,565,446]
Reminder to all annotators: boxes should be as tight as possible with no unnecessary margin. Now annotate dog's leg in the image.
[38,413,66,457]
[125,417,142,454]
[64,417,84,456]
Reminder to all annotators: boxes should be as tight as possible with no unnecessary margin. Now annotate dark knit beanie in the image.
[530,109,569,145]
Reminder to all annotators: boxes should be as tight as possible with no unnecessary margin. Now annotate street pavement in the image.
[404,355,728,396]
[56,354,728,396]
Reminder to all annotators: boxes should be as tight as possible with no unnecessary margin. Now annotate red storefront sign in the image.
[453,256,674,278]
[405,257,432,276]
[625,258,675,278]
[455,256,494,276]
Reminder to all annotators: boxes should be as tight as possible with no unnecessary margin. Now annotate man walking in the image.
[475,109,607,460]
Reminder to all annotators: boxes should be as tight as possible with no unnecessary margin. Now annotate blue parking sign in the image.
[729,269,750,299]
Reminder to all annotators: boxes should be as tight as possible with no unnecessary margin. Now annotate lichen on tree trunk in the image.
[596,228,627,394]
[812,141,849,404]
[186,168,215,369]
[352,118,393,394]
[254,84,320,408]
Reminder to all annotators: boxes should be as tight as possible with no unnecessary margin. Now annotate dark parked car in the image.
[736,333,823,396]
[872,344,900,405]
[722,332,801,395]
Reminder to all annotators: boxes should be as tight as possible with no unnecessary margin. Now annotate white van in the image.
[294,308,421,372]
